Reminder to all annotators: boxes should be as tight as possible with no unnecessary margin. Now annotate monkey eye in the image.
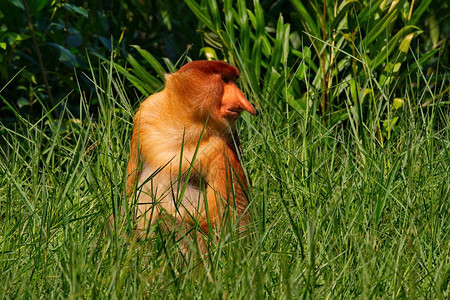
[222,76,231,84]
[222,74,238,83]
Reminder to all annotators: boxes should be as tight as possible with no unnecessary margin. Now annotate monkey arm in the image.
[197,143,250,233]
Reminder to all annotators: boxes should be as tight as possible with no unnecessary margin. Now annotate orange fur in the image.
[126,61,255,239]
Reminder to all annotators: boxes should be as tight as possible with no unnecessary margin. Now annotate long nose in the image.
[233,84,256,115]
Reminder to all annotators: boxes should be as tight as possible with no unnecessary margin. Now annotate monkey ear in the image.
[220,83,256,119]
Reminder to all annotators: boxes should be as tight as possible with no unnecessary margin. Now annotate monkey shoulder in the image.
[134,92,165,120]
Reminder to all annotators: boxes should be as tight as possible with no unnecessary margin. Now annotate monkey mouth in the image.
[226,109,242,115]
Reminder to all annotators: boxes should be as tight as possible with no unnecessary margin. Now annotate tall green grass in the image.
[1,48,448,298]
[1,0,449,297]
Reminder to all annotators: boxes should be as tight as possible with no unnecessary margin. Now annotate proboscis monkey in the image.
[126,60,255,245]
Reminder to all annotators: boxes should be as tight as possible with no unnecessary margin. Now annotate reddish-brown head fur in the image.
[177,60,240,83]
[165,61,255,129]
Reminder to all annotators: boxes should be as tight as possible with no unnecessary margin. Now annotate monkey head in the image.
[164,60,256,130]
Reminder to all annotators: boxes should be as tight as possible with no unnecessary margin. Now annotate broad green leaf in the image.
[400,0,410,21]
[48,43,79,68]
[331,0,360,31]
[207,0,221,30]
[408,0,432,25]
[6,32,28,43]
[282,24,290,65]
[383,116,398,130]
[362,88,374,99]
[290,0,319,37]
[251,37,263,84]
[237,0,249,58]
[223,0,235,41]
[428,13,439,47]
[10,0,24,10]
[98,36,113,51]
[254,0,264,38]
[292,48,318,73]
[127,55,162,90]
[67,35,82,48]
[287,96,306,113]
[393,98,405,109]
[399,32,415,53]
[200,47,218,60]
[371,26,417,69]
[338,0,360,12]
[131,45,167,80]
[363,7,398,46]
[62,3,88,18]
[185,0,215,32]
[357,0,385,26]
[293,62,309,81]
[17,97,29,108]
[261,34,272,58]
[113,62,156,94]
[269,15,285,71]
[249,2,265,82]
[387,0,402,13]
[202,32,223,49]
[379,31,417,86]
[263,67,282,99]
[247,10,257,33]
[379,62,399,86]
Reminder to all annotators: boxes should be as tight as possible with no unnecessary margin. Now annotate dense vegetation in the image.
[1,0,449,298]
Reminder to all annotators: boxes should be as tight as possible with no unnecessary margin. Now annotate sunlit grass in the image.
[1,51,448,298]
